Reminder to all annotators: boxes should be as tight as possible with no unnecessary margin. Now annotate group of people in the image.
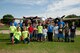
[9,19,76,44]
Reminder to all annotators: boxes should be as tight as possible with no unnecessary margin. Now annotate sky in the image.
[0,0,80,19]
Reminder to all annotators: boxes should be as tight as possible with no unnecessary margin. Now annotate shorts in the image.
[58,33,64,38]
[14,38,20,44]
[54,34,58,38]
[70,32,75,38]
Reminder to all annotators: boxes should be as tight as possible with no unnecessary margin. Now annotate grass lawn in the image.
[0,25,9,30]
[0,34,80,53]
[77,27,80,30]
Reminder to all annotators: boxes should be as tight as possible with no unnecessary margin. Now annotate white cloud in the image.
[45,0,80,18]
[1,0,80,18]
[47,0,80,11]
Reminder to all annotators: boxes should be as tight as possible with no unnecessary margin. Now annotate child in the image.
[54,23,59,42]
[37,22,43,41]
[28,23,34,41]
[9,23,16,42]
[58,24,64,42]
[33,22,38,41]
[70,22,76,42]
[12,27,21,44]
[64,23,70,42]
[22,26,30,44]
[47,21,54,41]
[43,26,47,41]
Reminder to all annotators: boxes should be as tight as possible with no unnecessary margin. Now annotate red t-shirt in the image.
[28,26,34,33]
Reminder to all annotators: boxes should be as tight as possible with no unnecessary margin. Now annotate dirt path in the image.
[0,30,80,35]
[0,30,10,34]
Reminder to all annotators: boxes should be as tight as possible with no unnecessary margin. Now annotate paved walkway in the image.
[0,30,80,35]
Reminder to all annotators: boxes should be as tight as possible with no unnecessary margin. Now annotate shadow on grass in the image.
[0,39,10,42]
[6,42,12,45]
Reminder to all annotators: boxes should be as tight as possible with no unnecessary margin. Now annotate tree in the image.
[65,14,77,18]
[65,14,80,26]
[1,14,14,24]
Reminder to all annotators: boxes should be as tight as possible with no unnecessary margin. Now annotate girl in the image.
[22,26,30,44]
[12,27,21,44]
[58,24,64,42]
[9,23,16,42]
[43,26,47,41]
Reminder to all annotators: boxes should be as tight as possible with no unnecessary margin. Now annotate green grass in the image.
[77,27,80,30]
[0,25,9,30]
[0,34,80,53]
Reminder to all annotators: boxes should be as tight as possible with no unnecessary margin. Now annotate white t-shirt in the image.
[43,29,47,36]
[54,26,59,34]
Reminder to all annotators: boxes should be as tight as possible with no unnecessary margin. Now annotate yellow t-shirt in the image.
[9,26,16,33]
[37,26,43,33]
[14,31,21,40]
[22,31,29,39]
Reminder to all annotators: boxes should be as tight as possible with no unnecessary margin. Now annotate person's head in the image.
[72,21,75,26]
[38,22,42,26]
[43,26,46,29]
[17,27,21,31]
[22,23,25,26]
[60,19,63,22]
[55,23,58,26]
[23,26,27,31]
[12,23,14,26]
[65,23,69,27]
[51,21,54,26]
[29,23,32,26]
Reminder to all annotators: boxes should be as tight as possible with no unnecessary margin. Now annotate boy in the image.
[64,23,70,42]
[70,22,76,42]
[12,27,21,44]
[37,22,43,41]
[47,21,54,41]
[54,23,59,41]
[22,26,30,44]
[9,23,16,42]
[28,23,34,41]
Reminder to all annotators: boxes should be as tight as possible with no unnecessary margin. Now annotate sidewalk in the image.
[0,30,10,34]
[0,30,80,35]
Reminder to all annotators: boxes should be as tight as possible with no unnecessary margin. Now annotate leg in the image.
[10,33,13,41]
[14,38,19,44]
[47,32,50,41]
[26,38,30,44]
[23,38,26,44]
[65,35,67,42]
[30,33,33,41]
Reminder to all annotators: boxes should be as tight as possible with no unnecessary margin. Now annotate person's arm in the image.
[28,32,30,39]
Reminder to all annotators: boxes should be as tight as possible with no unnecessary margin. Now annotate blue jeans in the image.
[23,38,30,44]
[37,33,43,41]
[30,33,33,39]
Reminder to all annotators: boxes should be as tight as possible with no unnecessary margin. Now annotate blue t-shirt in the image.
[20,22,22,28]
[58,21,65,27]
[10,22,18,27]
[48,25,54,32]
